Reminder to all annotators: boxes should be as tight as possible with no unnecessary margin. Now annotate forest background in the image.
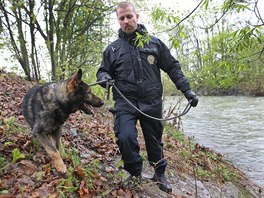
[0,0,263,96]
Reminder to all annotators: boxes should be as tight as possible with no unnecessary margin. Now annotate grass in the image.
[57,171,79,197]
[195,166,211,178]
[4,116,21,134]
[163,123,185,142]
[0,155,7,169]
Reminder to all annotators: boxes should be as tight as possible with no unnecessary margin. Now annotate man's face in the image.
[116,5,139,34]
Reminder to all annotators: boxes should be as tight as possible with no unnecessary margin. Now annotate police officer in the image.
[97,1,198,193]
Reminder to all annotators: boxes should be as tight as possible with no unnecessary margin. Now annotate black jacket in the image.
[97,24,190,115]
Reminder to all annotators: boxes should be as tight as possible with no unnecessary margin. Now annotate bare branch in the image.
[254,0,264,26]
[236,49,264,64]
[155,0,204,34]
[199,0,234,30]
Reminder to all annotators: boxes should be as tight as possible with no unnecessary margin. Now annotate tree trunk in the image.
[0,1,31,80]
[47,0,56,80]
[29,0,39,81]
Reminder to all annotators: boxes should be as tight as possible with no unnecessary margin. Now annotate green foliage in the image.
[164,124,185,143]
[70,149,81,168]
[187,25,264,95]
[134,32,151,48]
[11,148,25,163]
[116,159,124,169]
[33,171,45,182]
[4,116,16,129]
[202,0,211,9]
[57,173,79,197]
[84,159,100,188]
[232,26,263,51]
[217,164,238,182]
[195,166,211,178]
[83,65,108,99]
[151,7,181,25]
[161,72,181,96]
[203,0,251,13]
[179,148,192,160]
[53,0,110,79]
[31,138,42,152]
[151,6,186,50]
[0,190,9,195]
[150,0,264,95]
[4,116,20,133]
[206,152,218,161]
[222,0,250,13]
[4,141,13,146]
[1,0,112,80]
[0,155,7,169]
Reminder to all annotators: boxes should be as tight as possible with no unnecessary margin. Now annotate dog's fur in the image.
[22,69,104,173]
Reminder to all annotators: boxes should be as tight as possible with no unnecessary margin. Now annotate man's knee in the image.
[116,130,137,146]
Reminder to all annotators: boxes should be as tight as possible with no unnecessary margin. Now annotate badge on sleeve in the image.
[147,55,155,64]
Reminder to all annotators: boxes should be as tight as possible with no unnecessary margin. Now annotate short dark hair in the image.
[116,1,136,13]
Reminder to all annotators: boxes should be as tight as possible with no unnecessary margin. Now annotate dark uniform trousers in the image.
[114,110,167,176]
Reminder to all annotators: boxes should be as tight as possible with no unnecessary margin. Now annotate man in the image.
[97,1,198,193]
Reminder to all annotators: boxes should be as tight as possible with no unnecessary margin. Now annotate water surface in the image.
[164,96,264,187]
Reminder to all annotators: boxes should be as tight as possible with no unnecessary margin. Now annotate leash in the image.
[88,80,192,121]
[88,80,109,87]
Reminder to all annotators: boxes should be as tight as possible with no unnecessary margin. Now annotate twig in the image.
[200,1,234,31]
[155,0,204,34]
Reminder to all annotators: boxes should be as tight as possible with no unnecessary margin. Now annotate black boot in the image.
[152,173,172,193]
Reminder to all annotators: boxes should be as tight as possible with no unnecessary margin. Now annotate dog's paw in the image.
[53,158,67,174]
[57,163,67,174]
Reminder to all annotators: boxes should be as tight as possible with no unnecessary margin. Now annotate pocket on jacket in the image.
[144,83,163,100]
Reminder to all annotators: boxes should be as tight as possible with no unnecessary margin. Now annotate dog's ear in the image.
[77,69,82,80]
[67,70,82,93]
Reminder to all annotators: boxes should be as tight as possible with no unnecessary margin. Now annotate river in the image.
[164,96,264,188]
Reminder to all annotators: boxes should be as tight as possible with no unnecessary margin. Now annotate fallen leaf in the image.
[0,195,16,198]
[75,165,86,178]
[19,160,37,174]
[105,166,115,173]
[29,183,51,198]
[79,181,89,198]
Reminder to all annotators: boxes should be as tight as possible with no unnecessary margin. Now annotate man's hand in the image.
[99,74,113,87]
[184,89,198,107]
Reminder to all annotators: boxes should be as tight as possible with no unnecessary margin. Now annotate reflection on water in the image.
[164,96,264,187]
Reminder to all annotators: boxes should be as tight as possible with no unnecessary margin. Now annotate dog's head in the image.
[67,69,104,114]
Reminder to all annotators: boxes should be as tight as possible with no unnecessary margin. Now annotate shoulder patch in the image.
[111,46,118,52]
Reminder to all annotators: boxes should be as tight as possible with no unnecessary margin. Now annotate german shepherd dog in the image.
[22,69,104,173]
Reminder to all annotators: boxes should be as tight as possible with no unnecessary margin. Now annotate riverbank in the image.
[0,70,263,197]
[177,95,264,188]
[195,87,264,97]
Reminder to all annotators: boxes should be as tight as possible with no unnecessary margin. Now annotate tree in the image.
[150,0,263,95]
[0,16,3,33]
[0,0,114,80]
[1,0,31,79]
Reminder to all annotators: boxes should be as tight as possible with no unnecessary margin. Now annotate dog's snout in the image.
[90,96,104,107]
